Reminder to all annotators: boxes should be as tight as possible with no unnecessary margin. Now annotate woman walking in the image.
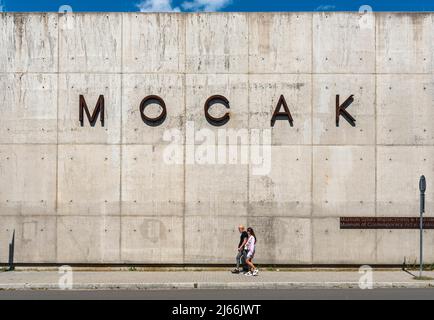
[244,227,258,276]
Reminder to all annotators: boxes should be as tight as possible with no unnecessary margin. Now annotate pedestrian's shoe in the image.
[252,269,259,276]
[245,271,253,276]
[231,269,240,274]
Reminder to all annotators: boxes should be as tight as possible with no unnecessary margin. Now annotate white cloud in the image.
[137,0,181,12]
[315,5,336,11]
[181,0,232,12]
[136,0,232,12]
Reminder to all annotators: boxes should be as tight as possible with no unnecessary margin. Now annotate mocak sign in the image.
[79,93,357,128]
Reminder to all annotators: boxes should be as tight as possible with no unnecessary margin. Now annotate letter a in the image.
[271,95,294,127]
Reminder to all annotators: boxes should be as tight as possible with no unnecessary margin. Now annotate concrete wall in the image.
[1,12,433,265]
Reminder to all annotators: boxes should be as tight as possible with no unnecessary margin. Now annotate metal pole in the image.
[419,176,426,278]
[8,230,15,272]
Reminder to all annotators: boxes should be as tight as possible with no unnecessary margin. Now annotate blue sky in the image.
[1,0,434,12]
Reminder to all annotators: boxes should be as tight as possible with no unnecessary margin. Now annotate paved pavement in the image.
[1,269,434,290]
[1,289,434,300]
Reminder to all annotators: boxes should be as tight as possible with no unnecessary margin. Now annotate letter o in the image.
[139,95,167,127]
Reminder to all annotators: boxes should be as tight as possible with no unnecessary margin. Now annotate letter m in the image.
[79,95,105,127]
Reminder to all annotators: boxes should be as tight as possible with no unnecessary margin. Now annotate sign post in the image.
[340,176,429,279]
[8,230,15,271]
[419,175,426,278]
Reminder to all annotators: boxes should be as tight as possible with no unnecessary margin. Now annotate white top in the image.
[245,235,256,252]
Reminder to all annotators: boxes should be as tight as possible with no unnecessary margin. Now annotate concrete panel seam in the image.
[55,12,60,263]
[374,16,378,264]
[119,12,124,262]
[246,11,250,229]
[310,12,314,265]
[182,13,187,265]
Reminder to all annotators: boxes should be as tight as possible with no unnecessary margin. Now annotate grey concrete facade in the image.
[0,12,433,265]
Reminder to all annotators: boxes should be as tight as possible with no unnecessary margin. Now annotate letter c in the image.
[204,95,230,127]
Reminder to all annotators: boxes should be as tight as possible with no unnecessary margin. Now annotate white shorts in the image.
[246,251,255,259]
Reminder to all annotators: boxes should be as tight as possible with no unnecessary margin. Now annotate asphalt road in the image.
[0,289,434,300]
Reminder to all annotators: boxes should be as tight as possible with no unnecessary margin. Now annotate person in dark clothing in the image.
[231,225,248,274]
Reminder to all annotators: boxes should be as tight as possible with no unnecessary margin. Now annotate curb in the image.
[1,282,434,290]
[196,282,434,289]
[0,283,195,291]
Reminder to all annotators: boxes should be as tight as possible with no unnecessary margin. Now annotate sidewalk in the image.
[1,269,434,290]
